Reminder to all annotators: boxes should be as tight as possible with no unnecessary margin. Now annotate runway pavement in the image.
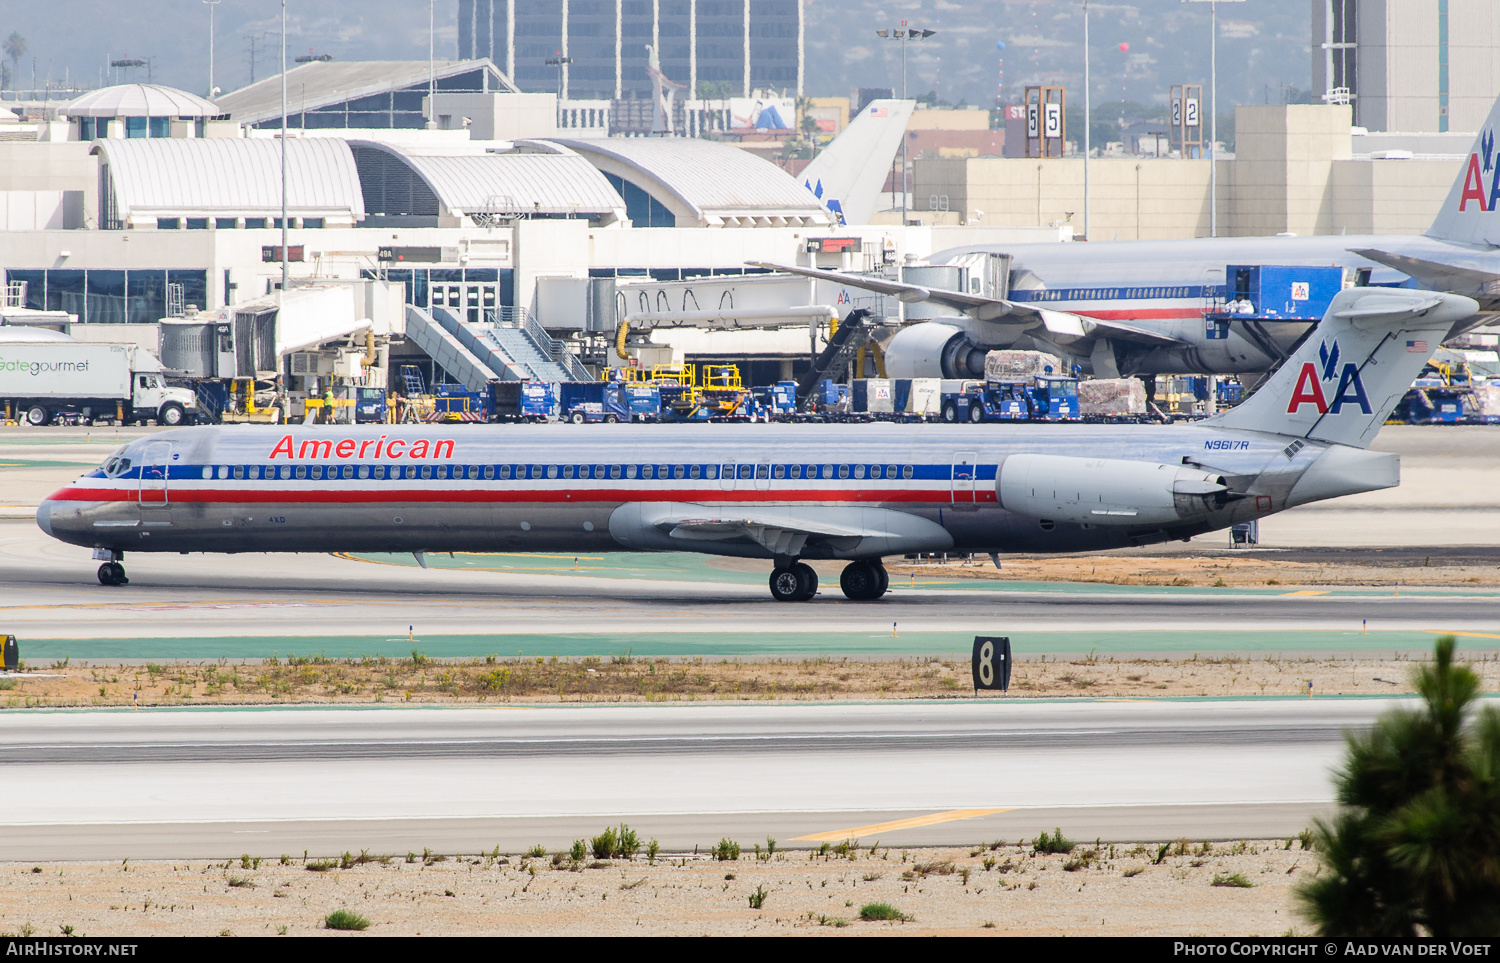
[4,519,1499,659]
[0,696,1437,861]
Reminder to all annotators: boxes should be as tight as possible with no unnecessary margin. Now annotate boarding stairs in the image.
[405,305,589,388]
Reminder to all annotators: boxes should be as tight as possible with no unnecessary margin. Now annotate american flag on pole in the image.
[1406,340,1428,353]
[869,106,888,117]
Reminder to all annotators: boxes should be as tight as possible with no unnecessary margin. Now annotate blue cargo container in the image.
[432,383,489,421]
[1217,264,1344,322]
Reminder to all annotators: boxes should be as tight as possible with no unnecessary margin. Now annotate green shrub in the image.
[712,838,741,861]
[1295,637,1500,937]
[323,909,369,931]
[858,902,910,922]
[748,884,768,909]
[1212,873,1254,888]
[1032,827,1076,855]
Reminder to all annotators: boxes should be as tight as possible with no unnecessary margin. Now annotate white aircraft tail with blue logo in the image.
[1426,92,1500,247]
[1207,287,1478,448]
[797,99,914,226]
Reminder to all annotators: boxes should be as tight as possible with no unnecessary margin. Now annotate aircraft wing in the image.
[747,260,1185,348]
[632,504,955,558]
[1348,249,1500,300]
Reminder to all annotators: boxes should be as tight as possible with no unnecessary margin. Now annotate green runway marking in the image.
[347,552,1500,598]
[18,629,1495,662]
[0,459,101,468]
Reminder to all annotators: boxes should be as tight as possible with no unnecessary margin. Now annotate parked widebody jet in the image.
[39,288,1474,602]
[757,94,1500,383]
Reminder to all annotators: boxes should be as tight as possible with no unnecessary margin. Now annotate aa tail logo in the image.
[1459,127,1500,212]
[1287,340,1372,415]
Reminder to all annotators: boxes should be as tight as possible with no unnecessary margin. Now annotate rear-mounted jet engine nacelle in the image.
[997,453,1231,527]
[883,322,991,380]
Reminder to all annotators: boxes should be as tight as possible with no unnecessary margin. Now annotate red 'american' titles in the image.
[267,435,457,460]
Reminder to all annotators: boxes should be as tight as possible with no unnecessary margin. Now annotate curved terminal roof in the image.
[93,138,365,225]
[551,137,833,228]
[216,60,518,127]
[351,141,626,224]
[64,84,222,119]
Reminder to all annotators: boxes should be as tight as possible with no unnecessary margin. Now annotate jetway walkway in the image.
[404,306,588,388]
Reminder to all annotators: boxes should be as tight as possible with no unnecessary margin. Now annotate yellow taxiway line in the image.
[1429,630,1500,640]
[792,808,1013,843]
[1280,590,1330,597]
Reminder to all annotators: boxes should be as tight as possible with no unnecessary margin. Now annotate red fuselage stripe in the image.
[50,486,995,505]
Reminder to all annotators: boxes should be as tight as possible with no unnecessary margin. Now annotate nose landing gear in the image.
[839,560,888,601]
[97,561,128,586]
[93,550,128,586]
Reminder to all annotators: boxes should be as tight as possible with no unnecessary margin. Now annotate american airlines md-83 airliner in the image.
[37,287,1474,602]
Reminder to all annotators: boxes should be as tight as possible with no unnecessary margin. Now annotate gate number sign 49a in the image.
[971,636,1012,692]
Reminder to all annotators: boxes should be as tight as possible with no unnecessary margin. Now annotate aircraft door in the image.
[138,441,173,525]
[951,450,978,510]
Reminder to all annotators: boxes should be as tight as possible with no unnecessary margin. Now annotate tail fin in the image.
[1425,93,1500,245]
[797,99,914,226]
[1208,287,1477,448]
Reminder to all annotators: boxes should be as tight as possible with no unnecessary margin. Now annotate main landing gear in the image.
[768,560,888,602]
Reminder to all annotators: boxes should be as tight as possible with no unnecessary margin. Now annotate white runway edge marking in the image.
[0,801,1338,829]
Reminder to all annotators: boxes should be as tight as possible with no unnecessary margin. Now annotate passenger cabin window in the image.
[887,465,898,478]
[499,465,511,479]
[546,466,559,479]
[233,466,245,480]
[756,464,769,479]
[773,465,785,479]
[563,465,575,479]
[853,465,866,479]
[839,465,850,479]
[902,465,915,479]
[689,465,701,479]
[483,465,495,480]
[610,465,622,479]
[738,465,753,480]
[822,465,834,479]
[625,465,638,479]
[673,465,685,479]
[295,466,307,479]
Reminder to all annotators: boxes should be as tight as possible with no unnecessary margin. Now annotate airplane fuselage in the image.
[929,232,1500,376]
[39,422,1365,562]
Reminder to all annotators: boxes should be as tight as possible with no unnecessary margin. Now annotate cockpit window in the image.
[100,447,130,475]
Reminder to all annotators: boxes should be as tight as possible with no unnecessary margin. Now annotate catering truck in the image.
[0,338,198,426]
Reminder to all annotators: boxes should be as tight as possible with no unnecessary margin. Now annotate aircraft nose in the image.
[36,497,53,537]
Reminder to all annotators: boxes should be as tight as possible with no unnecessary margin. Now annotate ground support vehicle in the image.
[488,380,556,423]
[560,382,628,424]
[1,340,197,427]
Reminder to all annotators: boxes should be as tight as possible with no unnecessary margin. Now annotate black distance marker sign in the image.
[971,636,1012,692]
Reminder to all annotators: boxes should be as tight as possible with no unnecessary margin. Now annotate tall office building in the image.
[457,0,803,101]
[1313,0,1500,132]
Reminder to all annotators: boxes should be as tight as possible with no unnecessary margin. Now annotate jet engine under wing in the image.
[746,260,1186,349]
[607,502,955,559]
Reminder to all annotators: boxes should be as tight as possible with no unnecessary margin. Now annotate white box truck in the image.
[0,337,198,426]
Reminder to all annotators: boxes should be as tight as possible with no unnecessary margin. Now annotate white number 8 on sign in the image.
[978,641,995,686]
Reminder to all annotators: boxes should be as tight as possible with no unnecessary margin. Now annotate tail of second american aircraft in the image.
[1207,287,1477,448]
[1425,91,1500,247]
[796,99,915,226]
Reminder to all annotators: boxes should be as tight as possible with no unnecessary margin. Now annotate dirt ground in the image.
[0,837,1317,938]
[4,649,1497,708]
[885,549,1500,588]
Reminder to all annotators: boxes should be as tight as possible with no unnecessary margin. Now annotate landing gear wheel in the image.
[769,567,802,602]
[840,560,886,601]
[790,562,817,601]
[967,404,985,423]
[97,562,128,586]
[769,562,818,602]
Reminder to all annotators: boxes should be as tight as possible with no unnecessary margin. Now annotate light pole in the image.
[1184,0,1245,238]
[427,0,436,129]
[203,0,220,99]
[1082,0,1090,241]
[280,0,288,293]
[876,24,936,225]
